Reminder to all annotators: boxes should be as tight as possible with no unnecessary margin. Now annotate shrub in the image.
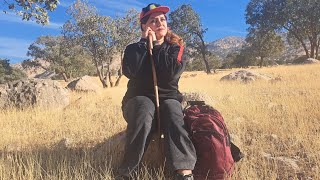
[0,58,27,84]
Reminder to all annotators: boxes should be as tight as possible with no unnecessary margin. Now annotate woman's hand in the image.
[142,27,156,41]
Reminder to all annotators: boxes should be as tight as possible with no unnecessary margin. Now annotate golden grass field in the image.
[0,64,319,179]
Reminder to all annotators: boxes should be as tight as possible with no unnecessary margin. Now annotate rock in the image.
[220,70,272,83]
[230,133,242,148]
[34,71,57,79]
[12,59,50,78]
[0,79,69,109]
[93,130,164,167]
[261,152,301,174]
[304,58,320,64]
[0,84,8,108]
[181,91,215,107]
[4,143,23,152]
[54,138,73,150]
[67,75,101,92]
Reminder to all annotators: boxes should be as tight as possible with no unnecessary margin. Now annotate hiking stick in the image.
[148,34,162,140]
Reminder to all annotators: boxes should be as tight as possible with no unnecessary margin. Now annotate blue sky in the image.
[0,0,249,64]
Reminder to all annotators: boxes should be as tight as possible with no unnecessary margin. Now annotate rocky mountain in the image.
[207,36,245,59]
[207,35,307,62]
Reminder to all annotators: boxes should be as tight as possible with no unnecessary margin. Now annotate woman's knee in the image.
[122,96,155,124]
[160,99,183,114]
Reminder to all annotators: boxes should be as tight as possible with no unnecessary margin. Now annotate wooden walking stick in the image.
[148,34,161,138]
[148,34,165,162]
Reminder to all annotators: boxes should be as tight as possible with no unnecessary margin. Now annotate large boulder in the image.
[93,131,164,167]
[261,152,301,178]
[34,71,57,79]
[12,59,50,78]
[0,79,69,109]
[0,85,8,108]
[220,70,272,83]
[303,58,320,64]
[67,76,101,92]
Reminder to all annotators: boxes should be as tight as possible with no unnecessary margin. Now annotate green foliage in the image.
[62,0,141,87]
[185,53,221,71]
[245,28,284,67]
[246,0,320,59]
[169,4,212,73]
[2,0,59,24]
[27,35,95,80]
[0,58,26,84]
[64,0,114,87]
[222,52,239,69]
[185,59,203,71]
[168,4,205,45]
[229,47,258,68]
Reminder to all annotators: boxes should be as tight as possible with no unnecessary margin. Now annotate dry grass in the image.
[1,64,320,179]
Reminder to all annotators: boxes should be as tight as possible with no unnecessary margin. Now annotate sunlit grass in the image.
[1,64,319,179]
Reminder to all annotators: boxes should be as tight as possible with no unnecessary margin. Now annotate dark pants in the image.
[118,96,196,176]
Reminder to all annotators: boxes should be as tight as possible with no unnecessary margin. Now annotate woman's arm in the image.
[122,39,148,79]
[156,44,187,81]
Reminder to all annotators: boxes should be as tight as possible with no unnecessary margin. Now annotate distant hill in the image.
[207,36,245,59]
[207,35,307,62]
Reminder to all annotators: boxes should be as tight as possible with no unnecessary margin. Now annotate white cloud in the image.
[0,37,32,61]
[0,12,63,29]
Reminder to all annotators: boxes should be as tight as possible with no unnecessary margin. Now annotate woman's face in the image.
[143,12,168,39]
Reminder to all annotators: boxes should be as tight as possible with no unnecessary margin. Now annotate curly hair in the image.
[165,30,185,46]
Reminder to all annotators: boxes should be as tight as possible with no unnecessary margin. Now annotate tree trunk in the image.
[285,27,310,58]
[316,37,320,59]
[115,66,122,87]
[115,51,124,87]
[98,72,108,88]
[202,52,211,74]
[259,57,264,68]
[62,72,68,82]
[197,32,211,74]
[309,36,316,58]
[94,58,108,88]
[108,71,114,87]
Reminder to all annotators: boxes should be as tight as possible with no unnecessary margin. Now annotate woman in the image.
[118,3,196,180]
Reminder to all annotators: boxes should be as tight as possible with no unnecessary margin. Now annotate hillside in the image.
[207,36,245,59]
[207,35,306,62]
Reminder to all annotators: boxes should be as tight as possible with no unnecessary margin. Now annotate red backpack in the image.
[183,101,243,180]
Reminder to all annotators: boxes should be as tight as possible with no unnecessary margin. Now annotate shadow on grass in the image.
[0,131,170,179]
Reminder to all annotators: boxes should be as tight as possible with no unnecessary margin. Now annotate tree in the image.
[185,52,221,71]
[2,0,59,24]
[223,52,239,69]
[246,0,320,59]
[245,28,284,67]
[27,35,95,81]
[169,4,212,74]
[0,58,26,84]
[111,9,140,86]
[65,0,114,88]
[230,47,258,68]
